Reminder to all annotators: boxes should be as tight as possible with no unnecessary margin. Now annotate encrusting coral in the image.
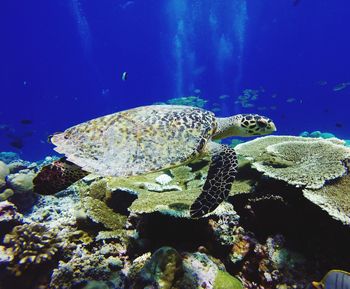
[3,223,61,276]
[235,136,350,189]
[50,242,126,289]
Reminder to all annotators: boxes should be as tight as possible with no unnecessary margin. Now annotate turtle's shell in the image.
[51,105,217,177]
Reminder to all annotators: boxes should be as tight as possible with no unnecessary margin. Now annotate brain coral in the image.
[3,223,60,276]
[236,136,350,189]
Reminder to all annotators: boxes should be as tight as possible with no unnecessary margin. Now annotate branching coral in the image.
[3,223,60,276]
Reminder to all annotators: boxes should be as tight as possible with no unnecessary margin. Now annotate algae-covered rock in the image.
[303,174,350,225]
[236,136,350,189]
[133,246,182,289]
[0,188,14,201]
[214,270,243,289]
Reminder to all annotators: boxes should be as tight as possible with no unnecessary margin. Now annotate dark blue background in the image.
[1,0,349,160]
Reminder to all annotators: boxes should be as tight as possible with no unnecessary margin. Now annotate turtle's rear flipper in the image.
[190,143,237,218]
[33,158,88,195]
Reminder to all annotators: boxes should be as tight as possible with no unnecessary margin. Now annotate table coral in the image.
[236,136,350,189]
[3,223,60,276]
[81,196,127,230]
[303,174,350,225]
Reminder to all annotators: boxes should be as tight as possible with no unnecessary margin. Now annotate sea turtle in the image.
[34,105,276,218]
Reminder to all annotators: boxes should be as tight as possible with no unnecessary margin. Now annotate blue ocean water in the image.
[1,0,349,161]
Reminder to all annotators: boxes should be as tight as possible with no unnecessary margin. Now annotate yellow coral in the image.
[3,223,60,276]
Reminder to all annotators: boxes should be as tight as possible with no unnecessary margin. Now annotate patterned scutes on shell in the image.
[51,105,217,177]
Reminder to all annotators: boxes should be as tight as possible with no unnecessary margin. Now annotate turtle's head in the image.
[233,114,277,137]
[213,114,276,140]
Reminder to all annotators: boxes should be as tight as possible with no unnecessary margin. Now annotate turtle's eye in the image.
[257,119,268,128]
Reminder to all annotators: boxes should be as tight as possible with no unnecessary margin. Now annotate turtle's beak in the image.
[270,122,277,132]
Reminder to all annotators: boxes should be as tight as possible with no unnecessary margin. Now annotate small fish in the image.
[211,107,221,113]
[317,80,328,86]
[121,72,128,81]
[120,1,134,10]
[293,0,301,6]
[194,89,201,94]
[311,270,350,289]
[335,123,343,128]
[23,131,34,137]
[0,124,10,131]
[271,94,277,98]
[20,119,33,125]
[333,82,350,92]
[10,138,24,149]
[219,94,230,100]
[286,97,296,103]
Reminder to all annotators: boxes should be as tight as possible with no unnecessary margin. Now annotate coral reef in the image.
[236,136,350,189]
[303,174,350,225]
[1,139,350,289]
[0,152,19,164]
[300,130,336,139]
[2,223,61,276]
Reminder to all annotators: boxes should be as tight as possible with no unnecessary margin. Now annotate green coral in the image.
[236,136,350,189]
[303,174,350,225]
[81,196,127,230]
[214,270,243,289]
[3,223,60,276]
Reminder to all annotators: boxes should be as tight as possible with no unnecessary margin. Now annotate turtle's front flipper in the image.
[33,158,89,195]
[190,142,237,218]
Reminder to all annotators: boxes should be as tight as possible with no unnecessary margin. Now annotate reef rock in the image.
[129,247,243,289]
[132,246,182,289]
